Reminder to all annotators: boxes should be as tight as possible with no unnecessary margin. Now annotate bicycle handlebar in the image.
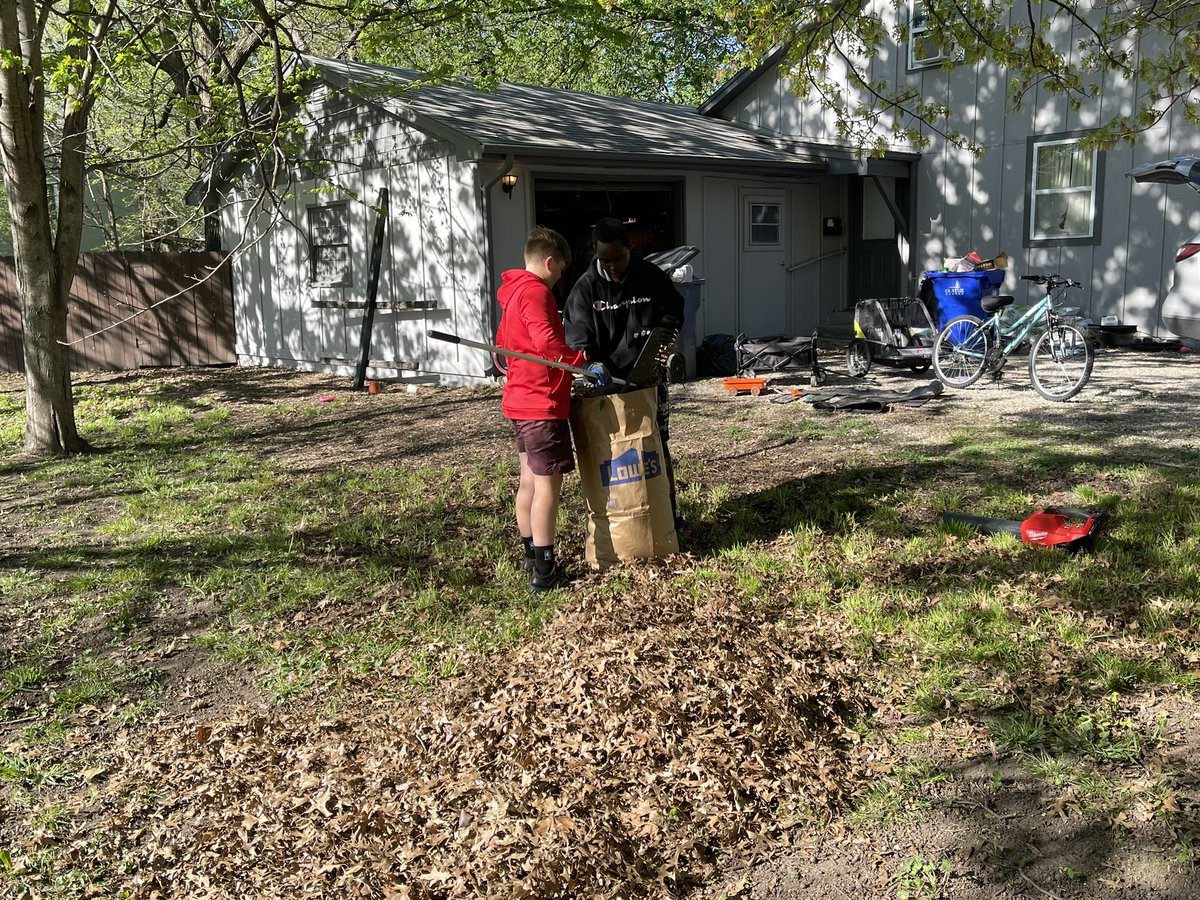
[1020,274,1082,290]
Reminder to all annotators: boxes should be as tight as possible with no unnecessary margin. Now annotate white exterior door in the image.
[738,190,787,336]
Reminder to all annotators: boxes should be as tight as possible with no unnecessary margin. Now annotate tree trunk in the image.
[20,271,86,454]
[0,0,89,456]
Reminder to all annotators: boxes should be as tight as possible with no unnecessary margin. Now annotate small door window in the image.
[748,201,782,246]
[862,177,897,241]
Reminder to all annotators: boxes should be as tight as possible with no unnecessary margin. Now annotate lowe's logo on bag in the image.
[600,448,662,486]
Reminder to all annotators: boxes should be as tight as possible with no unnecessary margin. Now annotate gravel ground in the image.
[646,346,1199,511]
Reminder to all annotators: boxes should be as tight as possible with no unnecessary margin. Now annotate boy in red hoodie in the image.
[496,226,588,590]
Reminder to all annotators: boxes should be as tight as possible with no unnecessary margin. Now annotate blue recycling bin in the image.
[925,270,1005,328]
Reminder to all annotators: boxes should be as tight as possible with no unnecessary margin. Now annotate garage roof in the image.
[303,56,828,174]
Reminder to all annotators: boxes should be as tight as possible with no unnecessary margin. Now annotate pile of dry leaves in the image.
[59,572,871,898]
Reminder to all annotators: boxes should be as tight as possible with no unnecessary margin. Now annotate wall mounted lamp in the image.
[500,173,518,197]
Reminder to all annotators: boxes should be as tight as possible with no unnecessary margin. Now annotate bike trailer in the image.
[847,297,937,377]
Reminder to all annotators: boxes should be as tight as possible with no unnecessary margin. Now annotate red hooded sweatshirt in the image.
[496,269,585,420]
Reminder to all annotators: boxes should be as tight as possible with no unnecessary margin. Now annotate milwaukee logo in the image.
[600,448,662,486]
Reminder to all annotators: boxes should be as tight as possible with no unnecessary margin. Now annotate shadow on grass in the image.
[822,752,1199,898]
[0,464,529,707]
[0,385,507,488]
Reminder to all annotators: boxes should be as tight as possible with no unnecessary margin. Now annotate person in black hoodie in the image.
[564,217,686,532]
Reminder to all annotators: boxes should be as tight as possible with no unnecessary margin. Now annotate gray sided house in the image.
[708,5,1200,335]
[215,56,916,385]
[216,21,1197,387]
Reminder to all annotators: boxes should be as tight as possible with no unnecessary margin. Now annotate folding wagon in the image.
[735,333,828,385]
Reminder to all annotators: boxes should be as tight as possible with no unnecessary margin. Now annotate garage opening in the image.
[533,179,683,304]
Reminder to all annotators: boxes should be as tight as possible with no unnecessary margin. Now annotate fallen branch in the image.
[1019,868,1065,899]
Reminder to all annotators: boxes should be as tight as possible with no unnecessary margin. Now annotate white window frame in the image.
[1028,137,1101,244]
[908,1,950,69]
[745,199,782,249]
[308,202,353,287]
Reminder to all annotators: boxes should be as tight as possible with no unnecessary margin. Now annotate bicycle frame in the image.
[956,280,1074,362]
[986,294,1054,354]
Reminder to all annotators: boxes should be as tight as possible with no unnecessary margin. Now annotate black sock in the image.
[522,535,534,562]
[532,544,555,576]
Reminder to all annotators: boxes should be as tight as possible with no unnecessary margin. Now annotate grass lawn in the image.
[1,362,1198,898]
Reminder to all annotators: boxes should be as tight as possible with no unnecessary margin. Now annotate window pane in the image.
[312,246,350,284]
[1033,191,1093,238]
[310,207,344,234]
[309,204,351,285]
[749,203,781,245]
[1036,144,1093,189]
[311,224,345,244]
[751,203,780,226]
[911,33,943,63]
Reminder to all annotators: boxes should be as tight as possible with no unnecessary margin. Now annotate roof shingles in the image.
[305,56,825,171]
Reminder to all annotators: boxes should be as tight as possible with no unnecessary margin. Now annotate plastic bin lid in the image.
[924,269,1004,288]
[646,245,700,271]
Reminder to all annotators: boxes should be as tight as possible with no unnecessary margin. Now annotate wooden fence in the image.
[0,251,234,373]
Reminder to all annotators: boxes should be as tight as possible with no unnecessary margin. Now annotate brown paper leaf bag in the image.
[570,387,679,569]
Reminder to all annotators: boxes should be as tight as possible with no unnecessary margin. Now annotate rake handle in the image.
[428,330,627,385]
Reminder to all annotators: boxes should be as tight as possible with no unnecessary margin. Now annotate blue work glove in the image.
[585,361,612,390]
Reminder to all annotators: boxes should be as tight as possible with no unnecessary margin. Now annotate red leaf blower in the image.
[941,506,1109,552]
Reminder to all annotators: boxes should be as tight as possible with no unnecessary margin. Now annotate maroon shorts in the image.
[513,419,575,475]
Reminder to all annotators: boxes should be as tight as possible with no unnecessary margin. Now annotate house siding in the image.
[714,4,1198,333]
[223,88,489,384]
[219,61,889,384]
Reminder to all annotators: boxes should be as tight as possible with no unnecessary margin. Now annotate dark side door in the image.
[849,175,908,301]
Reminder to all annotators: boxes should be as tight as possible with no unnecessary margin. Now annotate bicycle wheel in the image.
[932,315,990,388]
[1028,322,1094,401]
[846,339,872,377]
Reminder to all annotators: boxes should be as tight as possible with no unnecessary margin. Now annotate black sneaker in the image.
[530,564,572,592]
[522,556,535,573]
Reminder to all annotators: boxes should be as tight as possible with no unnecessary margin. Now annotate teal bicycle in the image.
[932,274,1095,401]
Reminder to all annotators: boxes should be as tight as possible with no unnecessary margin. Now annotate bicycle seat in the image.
[981,293,1015,313]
